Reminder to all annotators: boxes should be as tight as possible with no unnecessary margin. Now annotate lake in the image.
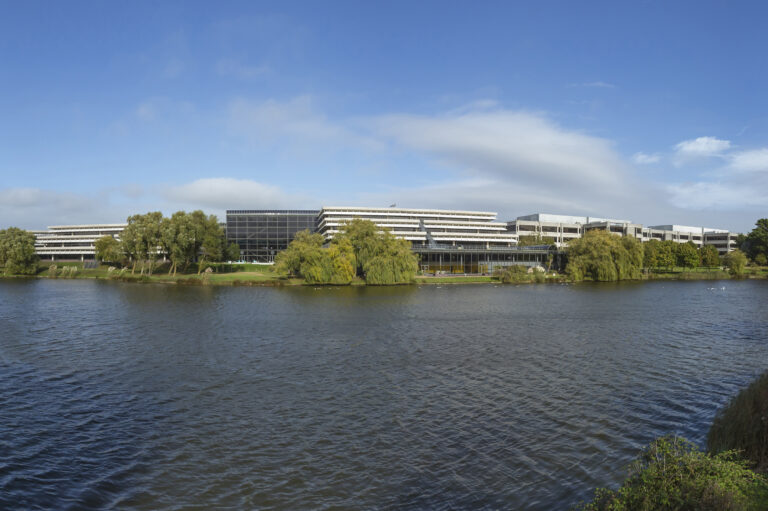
[1,279,767,510]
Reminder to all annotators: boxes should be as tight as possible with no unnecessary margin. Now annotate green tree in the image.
[188,211,228,274]
[700,244,721,267]
[565,230,643,282]
[755,253,768,266]
[676,241,700,269]
[335,219,418,284]
[0,227,39,275]
[226,242,241,262]
[723,249,747,276]
[745,219,768,263]
[274,230,326,276]
[94,235,122,265]
[120,217,142,274]
[160,212,197,276]
[643,239,660,269]
[275,219,418,285]
[300,237,355,285]
[656,240,677,269]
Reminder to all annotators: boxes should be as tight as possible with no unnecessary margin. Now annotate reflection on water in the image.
[1,279,767,510]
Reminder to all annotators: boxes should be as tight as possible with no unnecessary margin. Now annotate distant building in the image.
[226,210,319,263]
[317,207,553,273]
[511,213,740,254]
[33,224,126,261]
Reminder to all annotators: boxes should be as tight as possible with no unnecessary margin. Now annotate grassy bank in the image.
[2,262,767,287]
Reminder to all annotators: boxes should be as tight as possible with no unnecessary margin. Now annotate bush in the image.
[708,371,768,474]
[577,436,768,510]
[755,254,768,266]
[494,265,529,283]
[724,250,748,276]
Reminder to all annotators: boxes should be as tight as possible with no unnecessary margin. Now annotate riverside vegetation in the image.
[2,216,768,285]
[578,371,768,510]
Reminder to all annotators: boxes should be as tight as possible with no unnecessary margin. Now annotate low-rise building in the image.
[33,224,126,261]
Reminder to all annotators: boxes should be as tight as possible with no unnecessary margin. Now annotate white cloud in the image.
[632,152,660,164]
[375,108,630,191]
[164,178,313,214]
[728,148,768,173]
[674,136,731,159]
[0,188,120,229]
[666,181,768,210]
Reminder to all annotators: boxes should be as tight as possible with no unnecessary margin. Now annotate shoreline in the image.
[1,266,766,287]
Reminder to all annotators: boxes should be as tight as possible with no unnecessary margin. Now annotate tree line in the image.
[95,211,240,275]
[565,229,752,282]
[275,218,419,285]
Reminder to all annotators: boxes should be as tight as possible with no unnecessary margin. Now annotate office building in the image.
[226,210,319,262]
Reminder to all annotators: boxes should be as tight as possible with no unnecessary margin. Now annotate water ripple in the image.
[0,279,767,509]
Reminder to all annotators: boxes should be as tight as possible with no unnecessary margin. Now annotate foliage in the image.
[754,253,768,266]
[577,436,768,510]
[274,230,326,276]
[119,210,230,276]
[724,250,748,276]
[745,219,768,263]
[708,371,768,474]
[644,240,660,269]
[0,227,39,275]
[226,242,241,262]
[676,241,700,269]
[94,235,122,265]
[700,245,722,267]
[300,238,356,285]
[565,230,644,281]
[275,219,418,285]
[494,265,530,283]
[335,219,418,284]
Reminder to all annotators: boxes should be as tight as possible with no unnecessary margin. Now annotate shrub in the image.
[755,253,768,266]
[724,250,748,276]
[494,265,529,283]
[577,436,768,510]
[708,371,768,474]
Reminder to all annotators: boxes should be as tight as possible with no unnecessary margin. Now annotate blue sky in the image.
[1,1,767,231]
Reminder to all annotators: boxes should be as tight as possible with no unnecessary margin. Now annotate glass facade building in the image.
[226,210,319,262]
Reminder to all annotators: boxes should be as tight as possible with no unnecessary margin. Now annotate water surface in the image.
[1,279,767,509]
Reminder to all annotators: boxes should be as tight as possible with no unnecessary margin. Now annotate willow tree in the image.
[275,230,326,276]
[335,219,418,284]
[566,230,644,281]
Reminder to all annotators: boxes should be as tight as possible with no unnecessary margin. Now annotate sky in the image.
[1,1,767,232]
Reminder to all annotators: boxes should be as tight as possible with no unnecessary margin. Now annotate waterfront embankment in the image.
[2,261,767,286]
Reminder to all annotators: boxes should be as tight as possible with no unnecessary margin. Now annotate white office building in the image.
[33,224,126,261]
[317,207,518,249]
